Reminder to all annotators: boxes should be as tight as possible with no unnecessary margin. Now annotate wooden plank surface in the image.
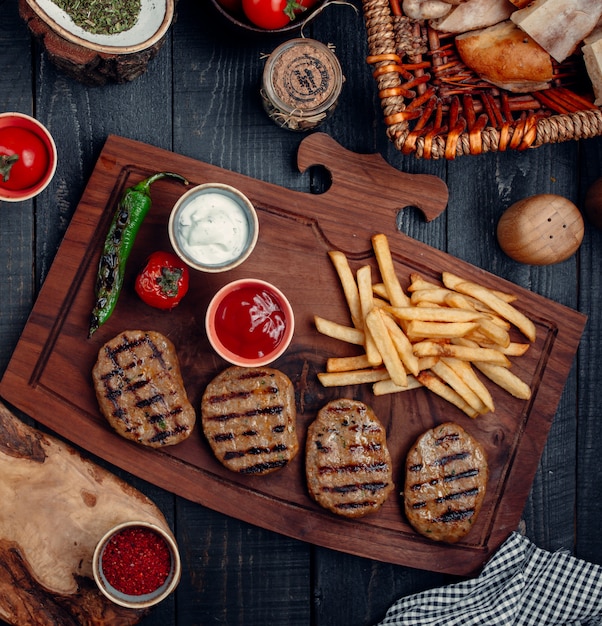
[1,0,602,624]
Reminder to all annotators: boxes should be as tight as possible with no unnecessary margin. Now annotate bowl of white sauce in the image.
[168,183,259,273]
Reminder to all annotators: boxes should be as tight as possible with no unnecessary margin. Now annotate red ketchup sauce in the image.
[102,527,171,596]
[214,284,287,359]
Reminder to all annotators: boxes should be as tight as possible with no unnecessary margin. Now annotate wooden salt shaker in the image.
[497,194,584,265]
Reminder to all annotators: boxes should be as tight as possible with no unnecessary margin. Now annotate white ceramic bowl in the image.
[168,183,259,273]
[93,521,181,609]
[205,278,295,367]
[0,112,57,202]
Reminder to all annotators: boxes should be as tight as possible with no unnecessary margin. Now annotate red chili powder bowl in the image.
[93,521,181,609]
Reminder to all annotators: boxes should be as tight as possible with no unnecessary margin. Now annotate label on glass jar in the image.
[262,38,343,131]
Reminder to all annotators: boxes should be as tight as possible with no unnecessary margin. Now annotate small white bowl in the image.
[93,521,181,609]
[205,278,295,367]
[168,183,259,273]
[0,112,57,202]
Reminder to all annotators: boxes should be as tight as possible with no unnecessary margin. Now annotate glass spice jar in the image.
[261,38,344,132]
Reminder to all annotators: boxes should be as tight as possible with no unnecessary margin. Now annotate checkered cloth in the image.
[377,532,602,626]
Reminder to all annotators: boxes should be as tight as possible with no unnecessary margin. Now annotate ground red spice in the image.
[102,527,171,596]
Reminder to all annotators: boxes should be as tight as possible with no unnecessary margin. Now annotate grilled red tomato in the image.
[0,127,49,191]
[135,251,189,310]
[242,0,317,29]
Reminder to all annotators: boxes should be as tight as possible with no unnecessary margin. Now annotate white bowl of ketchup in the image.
[205,278,294,367]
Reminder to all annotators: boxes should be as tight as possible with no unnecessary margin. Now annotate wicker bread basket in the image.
[362,0,602,159]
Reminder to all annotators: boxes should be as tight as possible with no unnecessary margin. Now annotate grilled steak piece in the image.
[92,330,196,448]
[201,366,298,475]
[404,422,488,543]
[306,399,394,519]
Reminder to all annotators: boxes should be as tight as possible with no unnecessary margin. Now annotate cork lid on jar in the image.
[261,38,344,131]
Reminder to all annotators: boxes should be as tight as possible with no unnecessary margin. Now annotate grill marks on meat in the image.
[306,399,394,519]
[201,366,298,475]
[92,330,196,448]
[404,422,488,543]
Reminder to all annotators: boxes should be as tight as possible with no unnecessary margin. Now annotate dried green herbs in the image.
[52,0,142,35]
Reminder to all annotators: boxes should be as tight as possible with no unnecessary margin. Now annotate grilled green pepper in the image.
[88,171,188,337]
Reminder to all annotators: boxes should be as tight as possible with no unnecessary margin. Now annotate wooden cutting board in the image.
[0,133,586,576]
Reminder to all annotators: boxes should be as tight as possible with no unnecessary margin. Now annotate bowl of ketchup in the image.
[206,278,294,367]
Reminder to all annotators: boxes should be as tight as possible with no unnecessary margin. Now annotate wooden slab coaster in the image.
[19,0,175,85]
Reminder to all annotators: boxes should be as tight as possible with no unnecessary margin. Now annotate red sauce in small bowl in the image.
[206,279,294,366]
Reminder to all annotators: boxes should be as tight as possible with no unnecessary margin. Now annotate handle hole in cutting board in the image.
[302,164,332,194]
[396,204,423,227]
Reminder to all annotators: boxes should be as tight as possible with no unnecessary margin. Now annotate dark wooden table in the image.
[2,1,602,624]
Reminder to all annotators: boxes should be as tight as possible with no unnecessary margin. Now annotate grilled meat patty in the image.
[201,366,298,475]
[404,422,488,543]
[306,399,394,519]
[92,330,196,448]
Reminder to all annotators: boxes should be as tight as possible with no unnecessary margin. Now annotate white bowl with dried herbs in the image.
[25,0,175,54]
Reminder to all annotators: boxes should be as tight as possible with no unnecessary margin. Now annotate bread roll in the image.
[511,0,602,63]
[430,0,514,34]
[455,20,553,92]
[583,36,602,106]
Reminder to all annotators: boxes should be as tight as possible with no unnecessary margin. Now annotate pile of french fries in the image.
[314,233,535,418]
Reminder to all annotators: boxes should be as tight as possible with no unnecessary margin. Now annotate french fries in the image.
[328,250,362,329]
[314,233,535,418]
[372,233,411,307]
[365,308,407,387]
[314,315,365,345]
[357,265,382,366]
[318,369,389,387]
[442,272,536,342]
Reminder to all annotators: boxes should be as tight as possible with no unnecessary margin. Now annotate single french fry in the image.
[357,265,382,366]
[494,342,531,357]
[385,305,483,323]
[413,340,511,366]
[445,291,511,316]
[407,320,480,341]
[373,282,390,300]
[441,357,495,413]
[373,375,422,396]
[431,359,487,414]
[314,315,365,345]
[326,354,373,372]
[408,274,441,292]
[444,291,479,311]
[318,368,390,387]
[473,361,532,400]
[381,312,420,376]
[444,274,517,303]
[366,308,407,387]
[372,233,411,307]
[416,371,480,418]
[328,250,362,329]
[417,355,439,371]
[411,288,453,306]
[475,317,511,347]
[442,272,536,342]
[465,337,529,357]
[373,297,390,309]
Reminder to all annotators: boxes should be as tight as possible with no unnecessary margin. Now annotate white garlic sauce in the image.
[176,192,249,265]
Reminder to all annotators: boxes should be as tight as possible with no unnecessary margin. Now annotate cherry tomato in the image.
[242,0,317,29]
[0,127,49,191]
[135,251,190,310]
